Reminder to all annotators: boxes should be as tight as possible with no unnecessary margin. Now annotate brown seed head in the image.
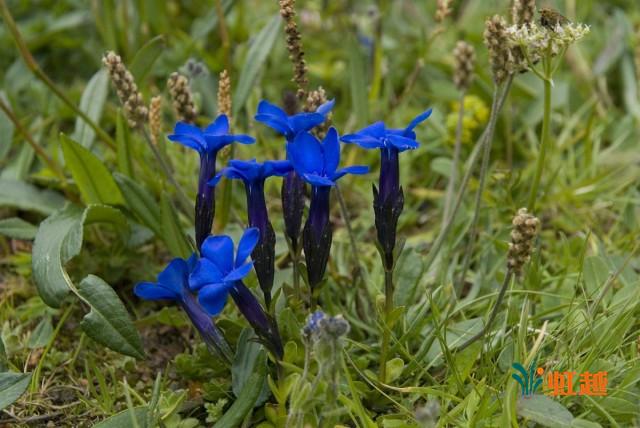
[435,0,453,23]
[167,72,197,123]
[304,86,330,139]
[453,41,475,92]
[149,96,162,146]
[279,0,308,101]
[484,15,512,84]
[507,208,540,275]
[512,0,537,26]
[102,51,148,128]
[217,69,232,119]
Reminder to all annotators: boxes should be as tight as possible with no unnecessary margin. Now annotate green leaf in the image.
[0,336,7,372]
[93,406,148,428]
[0,372,32,411]
[0,143,34,180]
[0,91,15,162]
[583,256,610,295]
[190,0,235,40]
[32,204,129,308]
[214,350,266,428]
[384,357,405,384]
[115,111,134,178]
[160,192,191,258]
[72,69,109,148]
[114,173,160,235]
[27,317,53,349]
[232,15,282,116]
[129,35,165,82]
[517,395,573,427]
[0,217,37,240]
[77,275,144,359]
[60,134,124,206]
[232,329,269,406]
[348,35,369,126]
[0,179,65,215]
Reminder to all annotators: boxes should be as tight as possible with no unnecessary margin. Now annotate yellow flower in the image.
[445,95,489,145]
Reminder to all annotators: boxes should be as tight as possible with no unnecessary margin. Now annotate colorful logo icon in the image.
[511,360,543,397]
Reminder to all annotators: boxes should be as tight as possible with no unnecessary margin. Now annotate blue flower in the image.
[189,228,259,315]
[254,99,335,142]
[134,256,233,362]
[168,114,255,155]
[189,228,283,359]
[287,127,369,187]
[210,159,293,305]
[341,109,432,269]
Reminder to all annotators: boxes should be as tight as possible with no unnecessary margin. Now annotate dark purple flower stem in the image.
[303,186,332,297]
[195,152,217,250]
[180,291,233,363]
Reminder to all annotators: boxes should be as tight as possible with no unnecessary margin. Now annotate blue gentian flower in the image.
[189,228,283,358]
[210,159,293,306]
[254,99,335,142]
[287,127,368,288]
[168,115,255,249]
[134,256,233,363]
[254,99,334,250]
[341,109,432,269]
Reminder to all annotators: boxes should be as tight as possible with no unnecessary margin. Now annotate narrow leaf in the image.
[116,111,134,178]
[0,179,65,215]
[129,35,165,82]
[27,317,53,349]
[160,192,191,258]
[0,217,37,240]
[0,372,32,411]
[72,69,109,148]
[77,274,144,359]
[60,134,124,206]
[0,91,15,161]
[114,173,161,235]
[232,15,282,116]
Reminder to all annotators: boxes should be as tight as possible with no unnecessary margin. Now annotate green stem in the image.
[443,91,466,224]
[378,268,394,382]
[0,0,115,150]
[527,77,552,211]
[457,270,513,352]
[335,184,362,283]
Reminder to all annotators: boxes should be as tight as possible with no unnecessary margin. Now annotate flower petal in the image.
[288,132,323,176]
[236,227,260,267]
[134,282,180,301]
[387,134,419,151]
[356,121,386,139]
[263,160,293,177]
[189,259,225,291]
[168,134,204,152]
[289,112,326,135]
[254,114,292,137]
[157,258,189,293]
[198,283,232,316]
[332,165,369,182]
[256,100,288,120]
[186,253,199,273]
[205,115,230,135]
[340,134,385,149]
[302,173,335,187]
[315,99,335,116]
[201,235,235,273]
[229,134,256,145]
[224,262,254,282]
[404,108,433,134]
[322,127,340,175]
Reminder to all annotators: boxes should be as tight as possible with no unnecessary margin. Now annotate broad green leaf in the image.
[60,134,124,206]
[0,372,32,411]
[232,329,269,406]
[232,15,282,116]
[72,69,108,148]
[0,91,15,161]
[0,178,64,215]
[214,350,266,428]
[27,317,53,349]
[32,204,85,307]
[93,406,148,428]
[583,256,610,295]
[115,111,134,178]
[77,275,144,359]
[160,192,191,258]
[114,173,160,235]
[385,358,405,384]
[129,35,165,82]
[517,395,573,427]
[0,217,37,240]
[32,204,129,308]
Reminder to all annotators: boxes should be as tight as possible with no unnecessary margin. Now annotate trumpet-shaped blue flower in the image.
[210,159,293,305]
[134,256,233,362]
[254,99,335,142]
[189,228,283,358]
[287,128,368,288]
[341,109,432,269]
[168,115,255,249]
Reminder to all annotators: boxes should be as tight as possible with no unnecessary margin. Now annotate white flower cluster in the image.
[505,22,590,72]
